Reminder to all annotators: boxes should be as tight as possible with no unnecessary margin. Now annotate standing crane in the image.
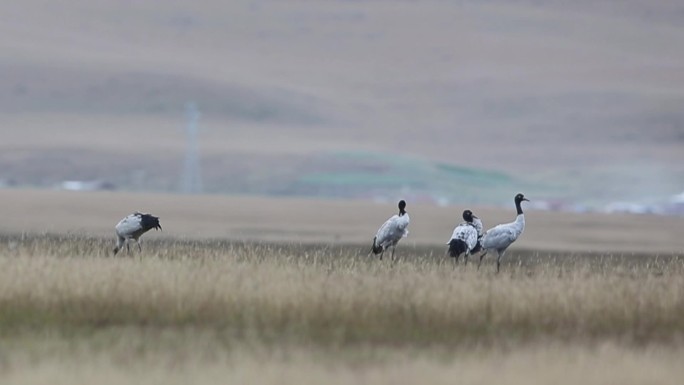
[447,209,481,265]
[478,193,529,272]
[370,200,410,261]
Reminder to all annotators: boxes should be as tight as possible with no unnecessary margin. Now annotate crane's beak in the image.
[523,198,530,202]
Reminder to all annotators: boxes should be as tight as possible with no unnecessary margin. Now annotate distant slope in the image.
[0,0,682,204]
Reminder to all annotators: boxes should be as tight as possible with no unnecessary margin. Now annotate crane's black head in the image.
[398,200,407,215]
[515,193,529,203]
[514,193,529,215]
[462,209,473,222]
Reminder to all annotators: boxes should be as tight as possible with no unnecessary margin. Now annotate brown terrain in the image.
[2,189,682,254]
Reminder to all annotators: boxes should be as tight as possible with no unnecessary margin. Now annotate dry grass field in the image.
[0,190,683,384]
[0,235,683,384]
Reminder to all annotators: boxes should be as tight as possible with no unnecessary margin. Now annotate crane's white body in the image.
[447,222,479,262]
[481,214,525,251]
[372,212,410,260]
[480,214,525,272]
[447,223,478,250]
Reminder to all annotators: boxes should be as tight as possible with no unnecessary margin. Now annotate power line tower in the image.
[181,102,203,194]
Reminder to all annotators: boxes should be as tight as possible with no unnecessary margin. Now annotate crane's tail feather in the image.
[448,239,467,258]
[370,236,383,255]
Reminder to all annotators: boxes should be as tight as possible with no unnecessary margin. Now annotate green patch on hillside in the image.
[434,163,513,186]
[300,173,422,187]
[293,152,535,204]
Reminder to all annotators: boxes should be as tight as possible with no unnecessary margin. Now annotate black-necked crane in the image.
[478,193,529,272]
[447,209,481,265]
[370,200,410,261]
[113,212,162,255]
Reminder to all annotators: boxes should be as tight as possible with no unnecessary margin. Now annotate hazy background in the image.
[1,0,683,210]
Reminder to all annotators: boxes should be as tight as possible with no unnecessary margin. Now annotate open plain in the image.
[0,190,683,384]
[1,0,684,382]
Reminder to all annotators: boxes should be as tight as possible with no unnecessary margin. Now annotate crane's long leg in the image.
[496,251,505,273]
[390,245,396,262]
[379,249,384,260]
[137,239,142,252]
[125,240,131,254]
[478,251,488,270]
[464,253,469,266]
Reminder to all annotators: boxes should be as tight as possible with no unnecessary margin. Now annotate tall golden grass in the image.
[1,235,682,342]
[0,234,682,384]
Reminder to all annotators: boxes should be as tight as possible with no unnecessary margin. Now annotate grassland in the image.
[0,233,682,384]
[2,235,683,341]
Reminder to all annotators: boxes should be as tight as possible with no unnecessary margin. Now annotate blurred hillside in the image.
[0,0,682,207]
